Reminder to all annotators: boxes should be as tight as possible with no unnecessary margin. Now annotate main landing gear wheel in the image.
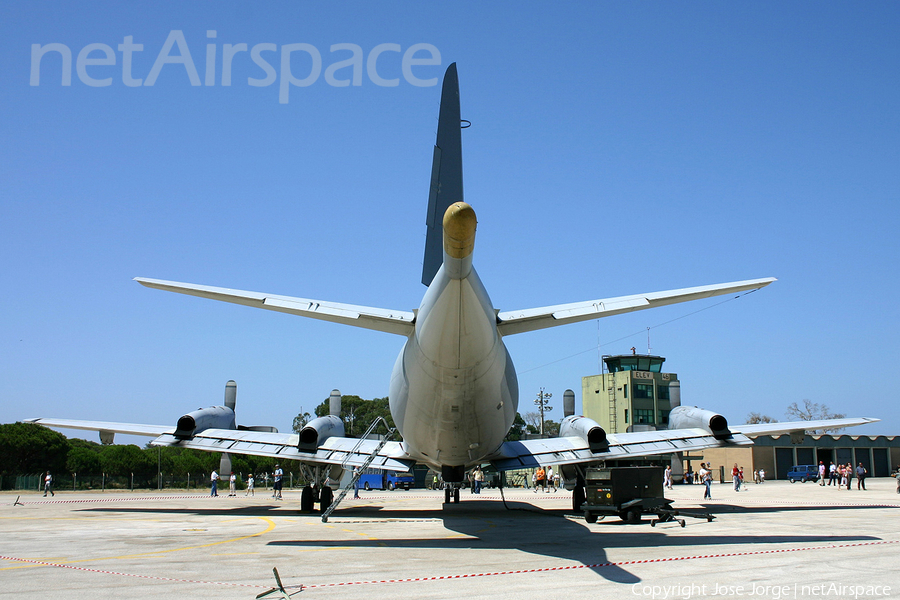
[319,485,333,510]
[444,487,451,504]
[300,485,315,512]
[453,488,460,503]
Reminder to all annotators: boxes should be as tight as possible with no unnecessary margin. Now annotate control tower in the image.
[581,353,681,435]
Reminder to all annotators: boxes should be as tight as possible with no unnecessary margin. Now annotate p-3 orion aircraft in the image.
[29,64,877,511]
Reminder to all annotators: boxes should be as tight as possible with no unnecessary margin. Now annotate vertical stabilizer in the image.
[422,63,464,286]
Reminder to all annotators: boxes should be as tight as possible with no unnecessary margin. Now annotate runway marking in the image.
[0,516,276,571]
[2,538,897,591]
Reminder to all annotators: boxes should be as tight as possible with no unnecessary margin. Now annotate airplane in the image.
[28,63,878,513]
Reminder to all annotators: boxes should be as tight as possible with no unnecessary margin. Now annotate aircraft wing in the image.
[496,278,776,336]
[26,417,413,472]
[134,278,415,336]
[735,417,880,436]
[150,429,413,471]
[489,429,754,470]
[488,416,879,471]
[24,418,172,437]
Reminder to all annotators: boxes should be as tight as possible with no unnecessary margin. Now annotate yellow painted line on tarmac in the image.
[1,516,276,571]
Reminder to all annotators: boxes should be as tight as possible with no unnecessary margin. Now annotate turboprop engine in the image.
[173,405,236,439]
[668,405,732,440]
[559,415,609,453]
[298,415,345,453]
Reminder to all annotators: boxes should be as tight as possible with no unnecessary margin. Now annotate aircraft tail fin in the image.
[422,63,464,286]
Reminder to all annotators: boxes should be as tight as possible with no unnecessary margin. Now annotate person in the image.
[664,465,673,490]
[229,473,237,497]
[895,467,900,494]
[758,468,765,483]
[472,466,484,494]
[732,463,741,492]
[845,464,853,491]
[210,470,219,497]
[856,463,867,490]
[534,466,546,493]
[818,461,826,486]
[840,464,848,489]
[273,464,283,500]
[43,471,54,497]
[739,467,745,490]
[353,467,361,499]
[546,466,555,493]
[699,463,712,500]
[754,469,761,484]
[245,474,255,496]
[828,462,837,486]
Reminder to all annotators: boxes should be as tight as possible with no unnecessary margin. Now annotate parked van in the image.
[787,465,819,483]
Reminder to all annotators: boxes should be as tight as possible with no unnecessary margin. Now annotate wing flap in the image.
[135,277,415,336]
[496,278,776,336]
[151,429,413,471]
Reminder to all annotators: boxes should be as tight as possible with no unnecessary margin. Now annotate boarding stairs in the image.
[321,416,395,522]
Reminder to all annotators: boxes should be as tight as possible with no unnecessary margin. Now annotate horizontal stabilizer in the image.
[497,277,776,336]
[24,418,171,437]
[736,417,880,436]
[135,278,415,336]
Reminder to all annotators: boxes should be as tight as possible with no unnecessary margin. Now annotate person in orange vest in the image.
[533,466,546,493]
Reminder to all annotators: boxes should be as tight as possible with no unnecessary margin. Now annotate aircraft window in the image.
[657,386,670,400]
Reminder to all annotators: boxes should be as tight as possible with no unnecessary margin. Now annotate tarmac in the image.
[2,478,899,600]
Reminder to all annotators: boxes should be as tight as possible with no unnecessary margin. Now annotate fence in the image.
[0,472,307,492]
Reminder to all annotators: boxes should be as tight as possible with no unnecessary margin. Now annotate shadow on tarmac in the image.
[80,498,885,584]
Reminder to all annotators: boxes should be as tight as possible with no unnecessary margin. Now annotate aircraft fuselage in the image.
[389,203,518,476]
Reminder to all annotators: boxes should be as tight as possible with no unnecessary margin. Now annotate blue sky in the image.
[2,2,898,442]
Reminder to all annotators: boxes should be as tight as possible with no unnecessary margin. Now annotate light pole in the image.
[534,388,553,436]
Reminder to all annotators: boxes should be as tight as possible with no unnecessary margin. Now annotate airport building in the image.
[581,353,900,479]
[582,353,680,435]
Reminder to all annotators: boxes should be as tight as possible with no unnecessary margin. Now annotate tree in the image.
[292,412,312,434]
[505,413,527,441]
[0,422,69,476]
[746,412,777,424]
[523,412,541,433]
[312,394,395,437]
[785,399,846,433]
[542,419,561,437]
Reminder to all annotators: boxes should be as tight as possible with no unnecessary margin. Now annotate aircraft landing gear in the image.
[300,485,316,512]
[443,484,461,504]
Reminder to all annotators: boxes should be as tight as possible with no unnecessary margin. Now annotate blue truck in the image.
[358,469,415,491]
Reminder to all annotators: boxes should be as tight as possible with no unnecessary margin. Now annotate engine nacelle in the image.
[668,406,732,440]
[298,415,345,453]
[559,415,609,453]
[174,406,236,439]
